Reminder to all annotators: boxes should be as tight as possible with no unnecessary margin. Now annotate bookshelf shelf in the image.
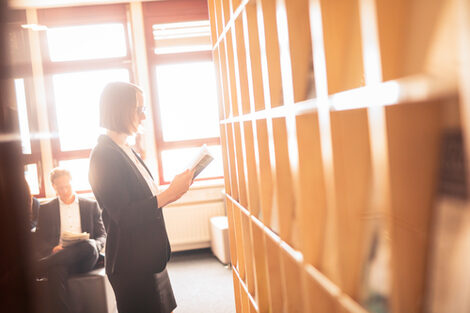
[209,0,468,311]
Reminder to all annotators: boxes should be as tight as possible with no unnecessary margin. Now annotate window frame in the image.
[37,4,135,193]
[143,0,221,185]
[7,9,44,197]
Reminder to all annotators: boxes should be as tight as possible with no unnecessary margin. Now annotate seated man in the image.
[35,167,106,313]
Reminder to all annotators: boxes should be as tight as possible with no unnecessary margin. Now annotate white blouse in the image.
[119,144,159,196]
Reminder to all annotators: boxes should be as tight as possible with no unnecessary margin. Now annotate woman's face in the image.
[129,92,146,134]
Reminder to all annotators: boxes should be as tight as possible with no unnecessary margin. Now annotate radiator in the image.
[163,201,226,251]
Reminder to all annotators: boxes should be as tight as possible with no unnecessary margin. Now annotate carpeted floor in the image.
[166,249,236,313]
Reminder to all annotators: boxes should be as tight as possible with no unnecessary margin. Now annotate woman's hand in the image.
[157,169,195,207]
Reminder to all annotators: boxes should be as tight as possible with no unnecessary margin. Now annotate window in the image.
[38,4,133,192]
[7,10,43,196]
[143,0,223,184]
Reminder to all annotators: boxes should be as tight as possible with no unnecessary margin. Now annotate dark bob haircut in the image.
[99,81,143,134]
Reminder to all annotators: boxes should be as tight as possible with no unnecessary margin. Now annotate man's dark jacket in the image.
[35,197,106,259]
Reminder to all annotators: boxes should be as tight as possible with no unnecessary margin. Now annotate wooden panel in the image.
[254,119,274,224]
[233,270,243,313]
[222,0,231,27]
[233,16,251,115]
[226,200,238,267]
[304,265,340,313]
[243,121,261,216]
[219,40,232,118]
[251,217,270,313]
[375,0,449,81]
[212,1,463,313]
[271,117,297,247]
[232,200,246,280]
[241,286,250,313]
[207,0,218,45]
[226,123,239,200]
[243,2,266,111]
[277,0,314,102]
[320,0,364,95]
[220,124,232,194]
[264,229,284,313]
[280,245,304,312]
[386,100,443,312]
[330,108,372,298]
[234,122,249,207]
[227,31,240,116]
[295,112,327,267]
[257,0,284,107]
[338,294,369,313]
[241,209,256,296]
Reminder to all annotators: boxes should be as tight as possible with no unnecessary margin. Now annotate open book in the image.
[187,144,214,179]
[61,231,90,247]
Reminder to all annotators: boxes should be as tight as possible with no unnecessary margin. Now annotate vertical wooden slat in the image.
[295,112,327,267]
[276,0,314,103]
[233,16,251,115]
[226,122,239,200]
[319,0,364,95]
[254,119,274,224]
[330,108,371,298]
[264,229,284,313]
[226,200,238,267]
[243,121,261,216]
[241,209,256,297]
[243,2,265,112]
[251,217,270,313]
[233,122,248,207]
[257,0,284,107]
[280,244,304,312]
[271,117,296,247]
[232,200,246,280]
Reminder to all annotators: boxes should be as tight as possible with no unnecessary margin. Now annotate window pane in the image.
[161,145,223,182]
[25,163,40,195]
[15,78,31,154]
[155,61,219,141]
[47,23,127,62]
[53,69,129,151]
[59,158,91,191]
[153,20,211,54]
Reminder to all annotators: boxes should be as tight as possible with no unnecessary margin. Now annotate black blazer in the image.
[88,135,171,275]
[35,197,106,259]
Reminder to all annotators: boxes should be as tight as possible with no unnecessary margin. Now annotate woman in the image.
[89,82,194,313]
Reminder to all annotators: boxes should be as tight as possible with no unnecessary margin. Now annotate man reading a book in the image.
[35,167,106,313]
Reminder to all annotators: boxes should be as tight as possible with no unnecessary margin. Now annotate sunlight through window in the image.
[47,23,127,62]
[59,158,91,191]
[14,78,31,154]
[155,61,219,141]
[161,145,223,182]
[52,69,129,151]
[24,164,40,195]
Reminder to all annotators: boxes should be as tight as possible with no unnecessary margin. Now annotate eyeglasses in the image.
[135,106,147,114]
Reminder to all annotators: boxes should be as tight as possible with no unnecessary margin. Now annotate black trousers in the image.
[37,240,99,313]
[108,268,176,313]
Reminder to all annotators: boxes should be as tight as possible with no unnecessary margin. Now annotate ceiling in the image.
[9,0,157,9]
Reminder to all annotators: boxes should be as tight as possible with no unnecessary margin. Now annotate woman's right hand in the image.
[157,169,195,207]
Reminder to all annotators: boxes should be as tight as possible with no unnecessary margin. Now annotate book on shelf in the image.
[61,231,90,247]
[187,144,214,179]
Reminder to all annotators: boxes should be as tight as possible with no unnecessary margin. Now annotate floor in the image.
[166,249,236,313]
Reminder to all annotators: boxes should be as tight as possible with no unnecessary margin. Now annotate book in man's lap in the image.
[61,231,89,247]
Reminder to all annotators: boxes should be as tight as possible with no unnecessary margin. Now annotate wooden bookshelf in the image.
[208,0,467,312]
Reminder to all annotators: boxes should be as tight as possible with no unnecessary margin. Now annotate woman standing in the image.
[89,82,194,313]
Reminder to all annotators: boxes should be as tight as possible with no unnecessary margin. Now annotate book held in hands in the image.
[187,144,214,179]
[61,231,90,247]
